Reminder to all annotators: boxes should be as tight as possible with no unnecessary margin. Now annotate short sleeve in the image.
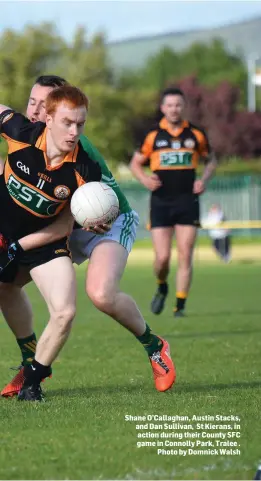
[197,130,211,157]
[139,131,157,159]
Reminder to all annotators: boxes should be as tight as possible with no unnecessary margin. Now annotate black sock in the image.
[175,292,187,311]
[157,281,168,296]
[23,360,51,386]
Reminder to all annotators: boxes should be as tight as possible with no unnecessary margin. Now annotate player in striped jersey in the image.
[0,76,175,399]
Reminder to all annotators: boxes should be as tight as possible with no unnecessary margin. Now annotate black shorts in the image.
[0,237,71,284]
[150,193,200,229]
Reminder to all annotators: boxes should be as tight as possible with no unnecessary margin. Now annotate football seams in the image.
[70,181,119,227]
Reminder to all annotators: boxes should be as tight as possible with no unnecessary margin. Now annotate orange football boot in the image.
[1,367,25,397]
[1,366,52,397]
[149,337,176,392]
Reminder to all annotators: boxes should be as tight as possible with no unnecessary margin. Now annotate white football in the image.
[70,181,119,228]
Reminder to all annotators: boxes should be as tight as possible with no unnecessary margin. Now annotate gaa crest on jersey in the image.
[184,138,195,149]
[54,185,70,200]
[171,140,181,150]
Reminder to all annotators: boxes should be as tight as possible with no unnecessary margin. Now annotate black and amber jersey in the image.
[0,111,101,239]
[139,117,211,200]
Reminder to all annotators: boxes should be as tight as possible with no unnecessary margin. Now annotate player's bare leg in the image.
[30,257,76,365]
[18,257,76,402]
[0,284,33,339]
[0,270,37,397]
[86,241,147,335]
[150,227,174,314]
[86,241,176,391]
[174,224,197,317]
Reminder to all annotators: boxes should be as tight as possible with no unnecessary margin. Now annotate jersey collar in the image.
[159,117,189,137]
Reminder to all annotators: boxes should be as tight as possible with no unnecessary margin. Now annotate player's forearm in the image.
[130,161,148,185]
[201,154,218,184]
[19,230,63,251]
[18,211,74,251]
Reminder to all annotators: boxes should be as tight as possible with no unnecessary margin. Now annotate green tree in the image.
[0,23,250,168]
[80,85,157,167]
[180,39,247,102]
[61,27,113,88]
[119,39,247,105]
[118,47,180,91]
[0,23,65,111]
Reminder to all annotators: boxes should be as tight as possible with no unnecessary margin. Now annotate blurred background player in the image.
[203,204,231,263]
[0,75,176,397]
[130,87,217,317]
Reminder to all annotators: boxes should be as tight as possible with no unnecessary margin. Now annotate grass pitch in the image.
[0,259,260,480]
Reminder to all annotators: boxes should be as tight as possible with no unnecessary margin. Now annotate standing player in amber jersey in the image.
[0,85,102,401]
[130,88,217,317]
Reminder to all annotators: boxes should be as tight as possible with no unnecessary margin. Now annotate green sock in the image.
[16,333,37,366]
[136,323,163,356]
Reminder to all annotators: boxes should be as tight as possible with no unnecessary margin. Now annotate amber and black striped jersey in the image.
[139,117,211,200]
[0,111,101,239]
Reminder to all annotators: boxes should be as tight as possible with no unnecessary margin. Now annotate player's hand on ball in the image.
[84,224,111,234]
[143,174,162,192]
[193,179,205,195]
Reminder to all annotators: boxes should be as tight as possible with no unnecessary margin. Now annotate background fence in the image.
[119,175,261,238]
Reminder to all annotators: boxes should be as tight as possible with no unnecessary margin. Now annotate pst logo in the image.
[17,161,30,175]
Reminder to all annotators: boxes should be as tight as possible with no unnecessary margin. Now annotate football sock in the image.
[16,333,37,366]
[23,360,51,386]
[136,323,163,356]
[157,280,168,295]
[175,291,187,311]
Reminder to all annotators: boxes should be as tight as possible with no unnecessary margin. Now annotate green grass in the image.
[134,236,261,248]
[197,158,261,175]
[0,262,260,480]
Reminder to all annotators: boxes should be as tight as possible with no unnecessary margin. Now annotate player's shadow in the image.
[48,379,261,399]
[165,328,261,340]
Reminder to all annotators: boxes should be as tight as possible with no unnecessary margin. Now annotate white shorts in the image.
[69,210,139,265]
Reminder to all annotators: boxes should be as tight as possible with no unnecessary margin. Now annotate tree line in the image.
[0,23,260,167]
